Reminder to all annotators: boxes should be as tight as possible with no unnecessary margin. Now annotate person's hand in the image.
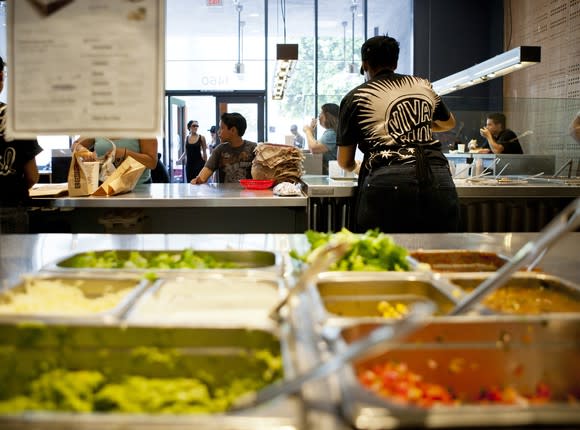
[479,127,491,140]
[190,177,201,185]
[310,117,317,129]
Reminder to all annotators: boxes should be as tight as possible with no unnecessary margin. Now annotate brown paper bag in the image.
[67,152,100,196]
[92,156,146,196]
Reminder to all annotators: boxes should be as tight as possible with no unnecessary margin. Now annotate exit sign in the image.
[207,0,222,6]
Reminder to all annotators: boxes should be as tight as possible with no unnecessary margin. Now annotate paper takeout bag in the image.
[92,156,146,196]
[67,152,99,196]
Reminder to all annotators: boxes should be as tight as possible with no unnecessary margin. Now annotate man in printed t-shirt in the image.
[337,35,459,233]
[190,112,256,184]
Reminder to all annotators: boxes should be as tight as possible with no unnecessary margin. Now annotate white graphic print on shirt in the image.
[353,76,441,166]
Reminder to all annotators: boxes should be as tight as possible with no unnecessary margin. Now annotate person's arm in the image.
[23,158,39,189]
[337,145,360,173]
[122,138,158,169]
[200,136,208,161]
[191,166,213,184]
[72,137,95,152]
[303,120,329,154]
[479,128,504,154]
[432,112,456,132]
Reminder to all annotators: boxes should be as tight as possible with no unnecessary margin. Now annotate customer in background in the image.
[0,55,43,233]
[479,112,523,154]
[73,137,158,184]
[290,124,305,149]
[191,112,256,184]
[178,120,207,182]
[208,125,220,154]
[151,153,170,183]
[303,103,339,175]
[337,35,459,234]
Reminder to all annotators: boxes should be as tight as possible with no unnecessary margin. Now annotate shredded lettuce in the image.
[292,228,410,271]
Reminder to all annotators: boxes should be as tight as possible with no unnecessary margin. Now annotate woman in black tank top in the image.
[183,120,207,182]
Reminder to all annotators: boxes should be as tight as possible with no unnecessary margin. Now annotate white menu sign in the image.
[7,0,164,138]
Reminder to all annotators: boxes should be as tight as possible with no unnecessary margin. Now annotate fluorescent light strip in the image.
[432,46,541,96]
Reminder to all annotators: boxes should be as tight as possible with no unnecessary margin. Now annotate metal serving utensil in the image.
[269,241,350,322]
[450,197,580,315]
[232,301,435,411]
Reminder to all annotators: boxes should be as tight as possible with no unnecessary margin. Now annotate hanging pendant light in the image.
[234,1,244,73]
[273,44,298,100]
[347,0,358,74]
[272,0,298,100]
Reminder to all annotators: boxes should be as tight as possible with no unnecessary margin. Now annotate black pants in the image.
[356,163,460,233]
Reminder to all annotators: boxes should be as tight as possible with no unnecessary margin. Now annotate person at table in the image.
[303,103,339,175]
[478,112,523,154]
[190,112,257,184]
[0,55,43,233]
[73,137,158,184]
[337,35,459,234]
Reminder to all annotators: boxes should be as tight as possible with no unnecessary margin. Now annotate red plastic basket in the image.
[239,179,275,190]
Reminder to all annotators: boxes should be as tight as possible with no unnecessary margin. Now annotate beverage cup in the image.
[457,143,466,153]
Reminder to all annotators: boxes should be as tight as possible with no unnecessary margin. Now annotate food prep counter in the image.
[0,232,579,429]
[28,183,308,234]
[300,175,580,232]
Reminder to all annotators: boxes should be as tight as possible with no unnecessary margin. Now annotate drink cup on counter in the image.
[457,143,466,153]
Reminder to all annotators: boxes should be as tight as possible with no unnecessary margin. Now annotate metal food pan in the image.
[126,271,284,326]
[336,318,580,429]
[310,272,459,324]
[443,272,580,315]
[0,273,150,323]
[47,249,280,273]
[408,249,508,272]
[0,322,302,429]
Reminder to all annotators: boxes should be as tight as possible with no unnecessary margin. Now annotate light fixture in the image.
[272,43,298,100]
[234,2,244,73]
[432,46,541,96]
[347,1,358,74]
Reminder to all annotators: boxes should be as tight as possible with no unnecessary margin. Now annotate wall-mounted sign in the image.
[206,0,223,6]
[7,0,165,138]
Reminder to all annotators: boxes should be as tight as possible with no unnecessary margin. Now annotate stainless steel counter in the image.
[301,175,580,198]
[0,232,579,429]
[32,183,308,208]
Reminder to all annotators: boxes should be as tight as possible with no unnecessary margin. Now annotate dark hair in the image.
[187,120,194,129]
[360,35,399,75]
[321,103,339,131]
[0,56,4,72]
[487,112,506,129]
[221,112,247,136]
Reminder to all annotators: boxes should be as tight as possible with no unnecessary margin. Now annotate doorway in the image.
[165,91,265,183]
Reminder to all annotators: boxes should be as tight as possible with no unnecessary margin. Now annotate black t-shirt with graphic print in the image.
[0,103,43,206]
[337,70,452,173]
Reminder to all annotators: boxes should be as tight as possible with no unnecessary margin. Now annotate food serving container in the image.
[239,179,276,190]
[125,271,284,327]
[45,249,281,274]
[442,272,580,315]
[0,273,150,323]
[0,322,303,429]
[334,318,580,429]
[308,272,460,325]
[408,249,509,272]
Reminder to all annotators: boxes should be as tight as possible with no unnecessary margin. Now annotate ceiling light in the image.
[432,46,541,96]
[272,43,298,100]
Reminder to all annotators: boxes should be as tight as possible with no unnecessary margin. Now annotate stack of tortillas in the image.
[251,143,304,184]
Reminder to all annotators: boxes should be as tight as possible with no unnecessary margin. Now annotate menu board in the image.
[7,0,164,138]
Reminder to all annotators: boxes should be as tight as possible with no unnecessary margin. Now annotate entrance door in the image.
[215,93,265,143]
[167,96,186,182]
